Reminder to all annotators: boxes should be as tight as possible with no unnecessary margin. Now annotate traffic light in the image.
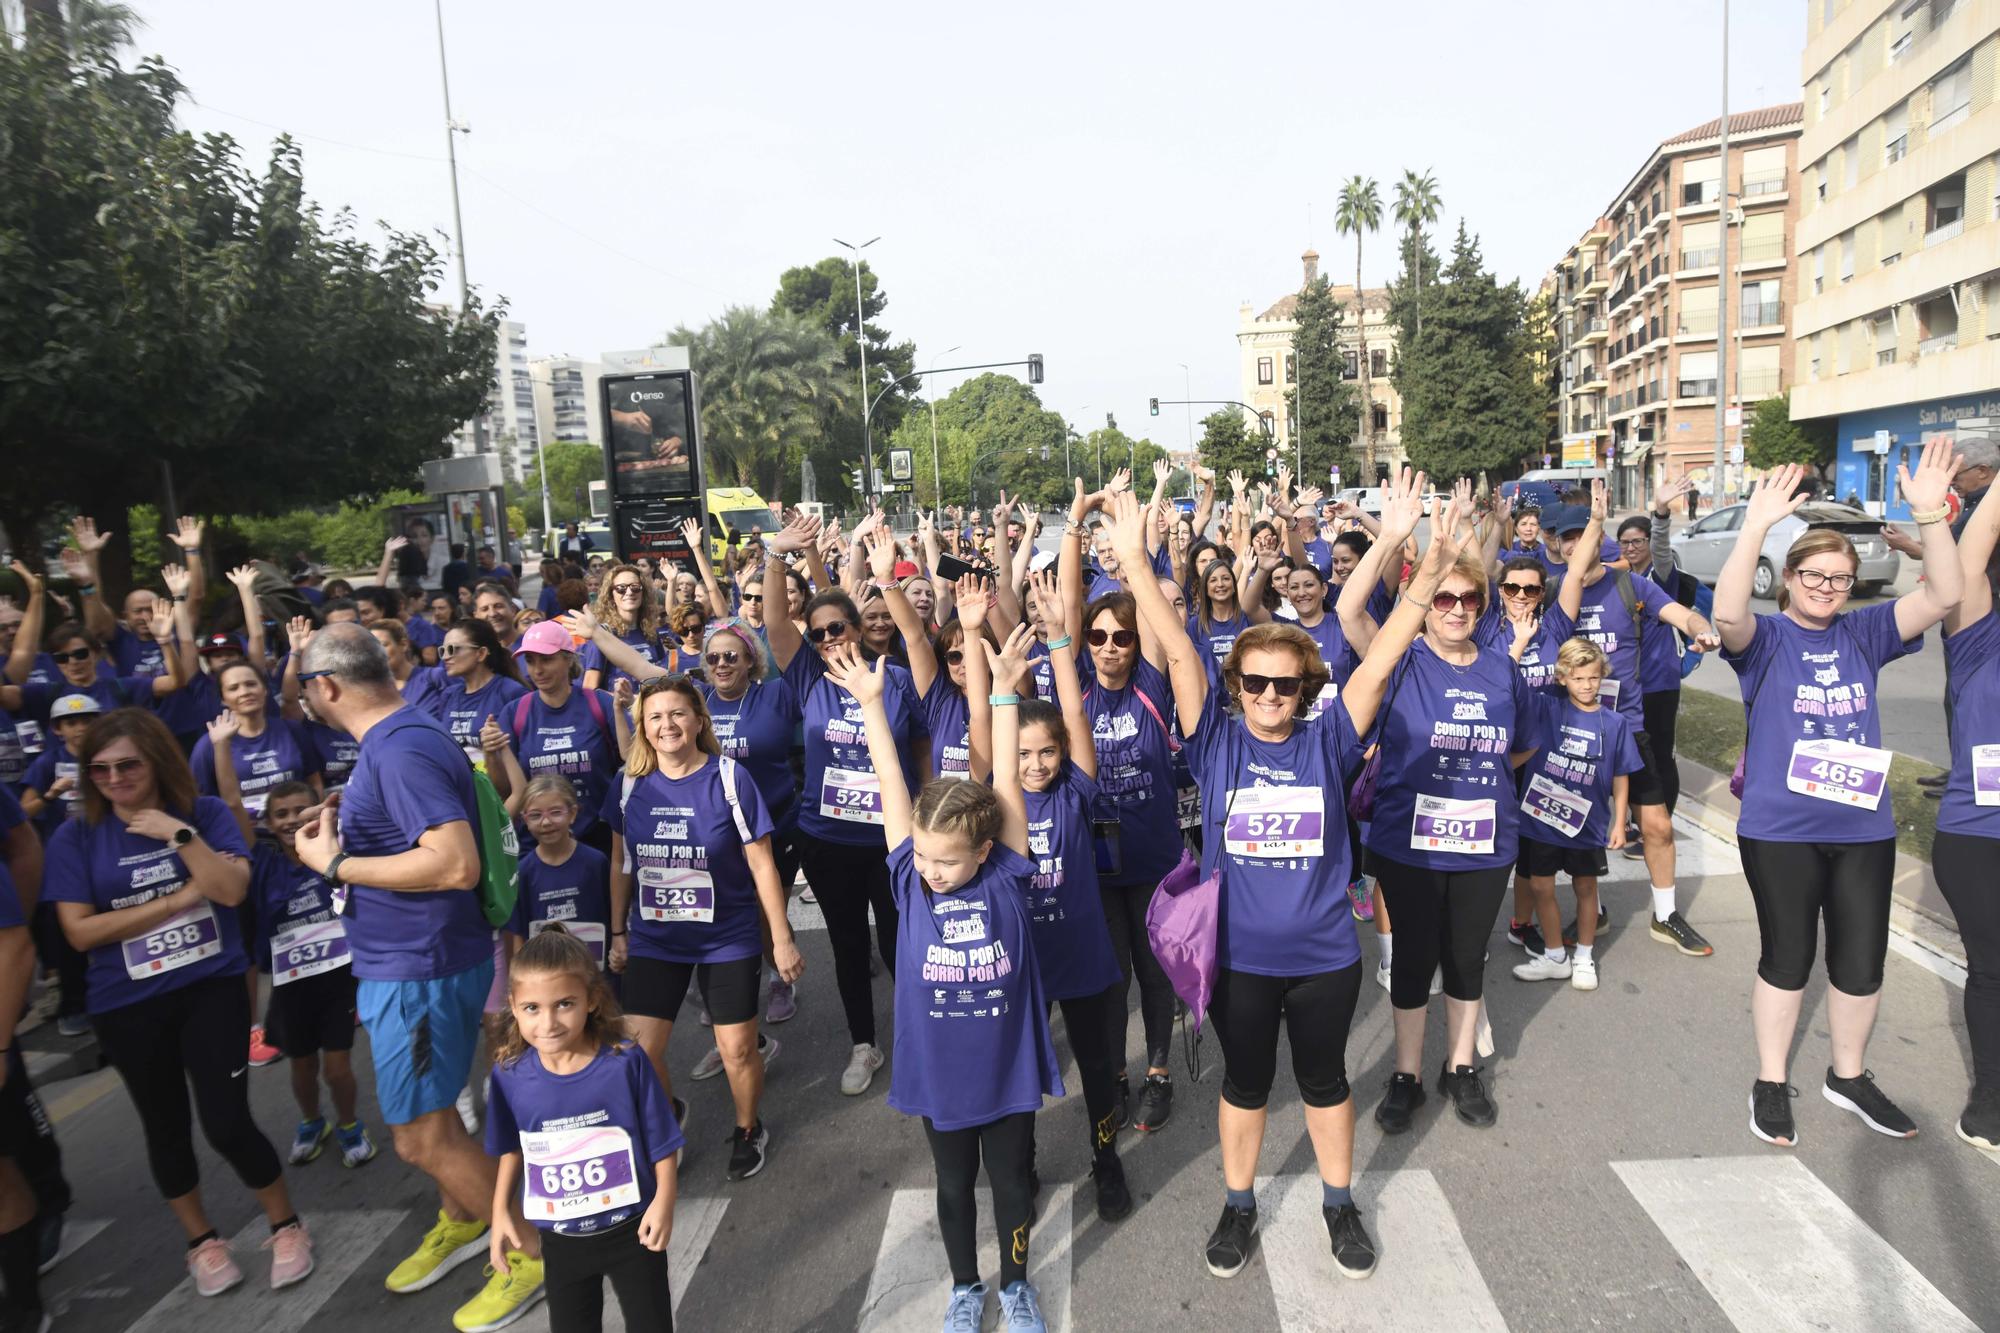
[850,469,863,492]
[1106,413,1116,431]
[1149,397,1159,416]
[1026,353,1044,384]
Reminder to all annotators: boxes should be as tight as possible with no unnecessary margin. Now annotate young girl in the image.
[1510,639,1641,992]
[487,928,683,1332]
[825,633,1061,1333]
[503,775,613,972]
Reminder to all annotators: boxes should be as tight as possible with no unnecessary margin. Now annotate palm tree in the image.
[1336,176,1382,479]
[667,306,851,498]
[1393,169,1443,340]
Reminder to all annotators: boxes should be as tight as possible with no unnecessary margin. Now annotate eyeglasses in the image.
[1430,592,1482,613]
[86,758,144,780]
[296,669,336,685]
[1617,536,1650,548]
[1795,569,1857,591]
[740,594,764,604]
[1238,673,1304,698]
[1086,628,1137,648]
[50,647,93,665]
[807,621,850,644]
[704,650,741,667]
[1499,582,1543,599]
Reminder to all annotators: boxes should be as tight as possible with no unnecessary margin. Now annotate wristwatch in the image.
[171,825,195,848]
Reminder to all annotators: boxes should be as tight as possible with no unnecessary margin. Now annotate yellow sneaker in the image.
[383,1210,489,1294]
[452,1251,546,1332]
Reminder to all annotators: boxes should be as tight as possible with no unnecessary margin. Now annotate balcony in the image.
[1575,317,1608,344]
[1576,362,1607,389]
[1608,281,1637,311]
[1742,171,1787,198]
[1587,220,1612,243]
[1926,219,1965,248]
[1579,266,1608,296]
[1739,236,1786,269]
[1737,371,1782,398]
[1739,300,1784,329]
[1679,247,1720,271]
[1920,332,1960,357]
[1677,309,1718,337]
[1677,377,1718,398]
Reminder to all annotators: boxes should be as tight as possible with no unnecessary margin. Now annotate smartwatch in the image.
[171,825,195,848]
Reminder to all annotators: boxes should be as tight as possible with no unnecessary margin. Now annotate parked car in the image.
[1670,502,1898,599]
[1334,487,1389,516]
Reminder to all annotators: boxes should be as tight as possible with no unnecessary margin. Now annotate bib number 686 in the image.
[540,1157,608,1195]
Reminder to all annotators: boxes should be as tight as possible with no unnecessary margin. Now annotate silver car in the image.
[1670,502,1900,599]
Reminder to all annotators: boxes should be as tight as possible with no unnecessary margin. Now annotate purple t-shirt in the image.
[1566,571,1674,728]
[886,837,1063,1131]
[307,722,360,790]
[1187,687,1363,975]
[156,671,220,737]
[335,709,491,980]
[785,646,925,847]
[246,844,344,975]
[1077,656,1182,886]
[501,689,619,837]
[112,627,167,678]
[581,627,676,690]
[605,758,773,965]
[191,717,320,822]
[1026,639,1054,703]
[1189,611,1253,668]
[22,675,154,722]
[21,748,80,836]
[487,1042,683,1236]
[1365,639,1547,872]
[0,705,24,787]
[399,665,447,717]
[1725,603,1919,843]
[1940,610,2000,839]
[1516,695,1643,850]
[508,843,613,969]
[920,681,971,779]
[1022,763,1122,1001]
[1479,599,1568,693]
[1292,611,1358,709]
[406,617,446,659]
[43,796,251,1014]
[701,679,803,831]
[433,672,531,767]
[0,786,25,914]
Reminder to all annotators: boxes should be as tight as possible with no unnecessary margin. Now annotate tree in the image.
[1395,223,1544,481]
[772,257,918,505]
[1284,276,1357,486]
[1337,176,1382,478]
[1393,169,1443,341]
[1524,286,1562,464]
[665,306,848,500]
[892,373,1070,511]
[1196,408,1267,484]
[1745,394,1836,472]
[519,442,607,527]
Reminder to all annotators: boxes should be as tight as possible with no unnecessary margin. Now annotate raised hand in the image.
[286,615,314,655]
[1377,466,1429,547]
[206,711,240,745]
[226,564,259,592]
[1899,435,1962,516]
[170,516,204,552]
[986,623,1035,695]
[1227,468,1247,497]
[613,676,635,715]
[1295,484,1324,513]
[57,548,90,585]
[1152,458,1172,490]
[1276,463,1294,499]
[560,605,601,640]
[822,641,884,704]
[1104,467,1133,499]
[992,489,1012,529]
[864,527,897,583]
[1653,476,1696,515]
[1491,492,1514,530]
[160,564,190,600]
[678,517,704,551]
[384,535,409,556]
[1105,490,1150,563]
[767,513,820,555]
[8,561,41,600]
[1028,569,1066,631]
[953,573,992,628]
[1743,463,1810,532]
[70,516,112,554]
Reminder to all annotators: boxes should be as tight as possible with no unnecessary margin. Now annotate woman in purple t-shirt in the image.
[1715,448,1962,1150]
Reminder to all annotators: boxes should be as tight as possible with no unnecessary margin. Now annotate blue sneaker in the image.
[941,1281,986,1332]
[998,1279,1047,1331]
[336,1120,378,1168]
[289,1117,330,1164]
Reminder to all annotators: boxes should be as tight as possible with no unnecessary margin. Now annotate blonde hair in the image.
[912,776,1003,850]
[1424,552,1491,622]
[1553,636,1609,683]
[593,563,662,637]
[1777,528,1859,613]
[522,773,579,808]
[623,676,721,776]
[490,925,627,1069]
[1222,622,1330,714]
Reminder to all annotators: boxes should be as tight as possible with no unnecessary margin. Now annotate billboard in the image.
[601,372,699,500]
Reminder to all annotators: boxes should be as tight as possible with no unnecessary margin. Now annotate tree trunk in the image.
[1357,234,1374,483]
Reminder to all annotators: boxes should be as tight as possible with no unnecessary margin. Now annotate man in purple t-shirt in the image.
[290,624,545,1326]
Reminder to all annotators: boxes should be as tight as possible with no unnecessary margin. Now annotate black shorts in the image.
[266,968,358,1058]
[1517,837,1609,880]
[1625,730,1667,807]
[622,953,761,1026]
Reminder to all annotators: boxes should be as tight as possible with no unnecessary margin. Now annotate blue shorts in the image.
[357,960,494,1126]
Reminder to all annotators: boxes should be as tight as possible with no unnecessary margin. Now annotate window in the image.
[1873,314,1898,366]
[1284,353,1297,383]
[1741,279,1782,327]
[1739,345,1782,398]
[1370,349,1387,378]
[1815,162,1827,201]
[1741,212,1784,265]
[1679,219,1720,269]
[1931,55,1972,133]
[1819,84,1830,118]
[1843,135,1860,191]
[1742,145,1787,196]
[1884,100,1909,165]
[1681,156,1721,206]
[1677,349,1718,398]
[1371,405,1388,432]
[1929,172,1967,244]
[1840,231,1856,282]
[1260,410,1276,438]
[1918,293,1958,353]
[1257,356,1274,385]
[1679,284,1718,334]
[1814,245,1826,295]
[1341,351,1358,380]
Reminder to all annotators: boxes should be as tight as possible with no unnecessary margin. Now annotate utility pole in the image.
[834,237,880,499]
[1712,0,1731,508]
[434,0,486,457]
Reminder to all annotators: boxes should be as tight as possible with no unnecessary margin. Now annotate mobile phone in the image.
[933,553,989,585]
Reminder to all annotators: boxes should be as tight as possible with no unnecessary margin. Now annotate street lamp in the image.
[927,344,960,507]
[834,235,880,496]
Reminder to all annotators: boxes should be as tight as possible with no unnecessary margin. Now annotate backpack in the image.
[380,716,518,927]
[618,757,749,874]
[513,689,611,748]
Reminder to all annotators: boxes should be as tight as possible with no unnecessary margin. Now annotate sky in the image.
[137,0,1806,453]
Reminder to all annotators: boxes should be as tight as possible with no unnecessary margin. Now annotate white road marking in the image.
[506,1194,729,1330]
[1612,1156,1980,1332]
[125,1208,402,1333]
[1885,928,1968,988]
[858,1184,1073,1333]
[1257,1171,1505,1332]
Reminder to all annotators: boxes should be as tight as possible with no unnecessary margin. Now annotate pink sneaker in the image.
[187,1236,244,1297]
[248,1026,281,1068]
[264,1221,315,1290]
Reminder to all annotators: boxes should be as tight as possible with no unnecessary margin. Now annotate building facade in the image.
[452,319,539,474]
[528,356,607,451]
[1237,249,1404,482]
[1551,104,1805,507]
[1791,0,2000,518]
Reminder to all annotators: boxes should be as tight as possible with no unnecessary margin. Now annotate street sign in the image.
[1725,405,1743,428]
[887,448,913,481]
[1730,444,1745,466]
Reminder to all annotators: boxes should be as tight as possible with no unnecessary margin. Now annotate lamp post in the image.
[834,235,880,497]
[928,344,960,507]
[434,0,486,457]
[1711,0,1730,507]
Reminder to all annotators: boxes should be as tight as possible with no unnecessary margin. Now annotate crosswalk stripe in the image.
[1257,1171,1505,1332]
[1612,1156,1981,1332]
[125,1208,403,1332]
[858,1184,1074,1333]
[504,1194,730,1330]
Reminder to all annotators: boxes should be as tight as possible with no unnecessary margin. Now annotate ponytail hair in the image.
[491,924,626,1069]
[912,776,1003,850]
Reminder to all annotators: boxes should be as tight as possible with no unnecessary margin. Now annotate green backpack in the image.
[470,764,520,928]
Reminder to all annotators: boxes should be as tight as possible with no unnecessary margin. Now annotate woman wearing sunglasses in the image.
[580,563,671,693]
[480,620,628,858]
[429,620,529,767]
[3,562,198,721]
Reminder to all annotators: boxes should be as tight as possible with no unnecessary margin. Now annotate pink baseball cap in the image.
[512,620,579,657]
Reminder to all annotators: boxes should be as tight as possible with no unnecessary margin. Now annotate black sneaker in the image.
[36,1209,64,1275]
[1517,923,1548,957]
[1324,1202,1377,1279]
[1374,1072,1425,1135]
[1135,1074,1173,1132]
[1505,919,1531,947]
[1562,906,1610,944]
[1916,771,1947,788]
[1438,1062,1497,1127]
[1203,1203,1258,1278]
[1957,1087,2000,1152]
[1111,1074,1131,1132]
[726,1120,769,1179]
[1091,1153,1133,1222]
[1822,1068,1918,1139]
[1649,911,1713,956]
[1749,1079,1798,1146]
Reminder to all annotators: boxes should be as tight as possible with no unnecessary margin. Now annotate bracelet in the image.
[873,578,898,590]
[988,693,1021,706]
[1400,591,1432,611]
[324,851,349,885]
[1909,504,1951,526]
[1044,634,1073,651]
[611,929,627,937]
[77,583,96,595]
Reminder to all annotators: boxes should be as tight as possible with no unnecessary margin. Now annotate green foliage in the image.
[891,374,1069,509]
[517,442,605,527]
[126,504,164,574]
[1392,169,1444,341]
[220,488,425,573]
[1197,408,1266,482]
[666,306,849,500]
[1337,176,1383,477]
[1386,227,1444,370]
[772,258,918,505]
[1284,276,1357,485]
[1745,395,1836,472]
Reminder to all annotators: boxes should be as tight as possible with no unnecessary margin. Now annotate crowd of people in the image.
[0,440,1992,1332]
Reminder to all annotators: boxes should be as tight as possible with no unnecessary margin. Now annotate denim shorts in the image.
[357,959,494,1126]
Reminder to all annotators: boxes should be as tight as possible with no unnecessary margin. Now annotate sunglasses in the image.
[1087,628,1137,648]
[1430,592,1482,613]
[51,647,93,665]
[296,668,336,685]
[740,594,764,604]
[1239,673,1304,698]
[942,649,964,665]
[611,583,644,596]
[86,758,145,780]
[807,621,850,644]
[1499,582,1543,599]
[704,650,741,667]
[440,643,469,657]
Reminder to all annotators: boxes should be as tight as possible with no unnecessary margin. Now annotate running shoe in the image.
[1505,918,1531,947]
[263,1220,315,1290]
[336,1120,378,1168]
[1916,771,1947,788]
[1957,1088,2000,1152]
[1135,1073,1173,1132]
[1621,835,1646,860]
[384,1211,489,1293]
[452,1252,545,1332]
[997,1279,1048,1331]
[1516,923,1547,957]
[35,1210,63,1276]
[691,1046,726,1081]
[1374,1072,1425,1135]
[289,1116,331,1164]
[55,1013,91,1038]
[1571,958,1599,992]
[840,1043,885,1096]
[455,1086,480,1135]
[1562,907,1610,944]
[1439,1062,1497,1127]
[798,886,818,905]
[1749,1079,1799,1147]
[672,1097,690,1167]
[1512,952,1573,983]
[1203,1203,1258,1278]
[1345,878,1375,922]
[941,1282,987,1332]
[1324,1202,1377,1279]
[727,1121,770,1180]
[766,978,798,1024]
[1650,911,1713,957]
[187,1236,244,1297]
[1430,965,1443,996]
[1822,1068,1918,1138]
[247,1026,281,1068]
[1374,959,1392,992]
[1091,1153,1132,1222]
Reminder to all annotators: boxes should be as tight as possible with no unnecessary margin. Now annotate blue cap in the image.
[1543,504,1591,536]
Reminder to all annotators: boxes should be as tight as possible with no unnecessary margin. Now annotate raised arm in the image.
[204,712,255,846]
[1346,484,1465,738]
[1191,466,1218,542]
[154,565,196,696]
[1030,571,1095,778]
[761,517,818,670]
[3,564,43,686]
[226,566,268,675]
[981,625,1033,857]
[1555,481,1607,625]
[822,645,912,846]
[1651,478,1695,580]
[1338,468,1428,668]
[1715,466,1808,654]
[964,582,997,783]
[377,536,405,592]
[680,518,731,623]
[990,495,1025,631]
[279,616,311,719]
[66,519,119,642]
[1240,551,1280,626]
[167,516,207,612]
[1890,436,1965,642]
[1059,480,1093,643]
[1107,492,1207,734]
[1478,494,1509,574]
[1949,464,2000,632]
[868,529,937,696]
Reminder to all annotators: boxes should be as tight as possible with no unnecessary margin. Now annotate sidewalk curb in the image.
[1674,757,1966,970]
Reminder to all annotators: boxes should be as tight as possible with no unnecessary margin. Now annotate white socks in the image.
[1574,943,1595,964]
[1651,886,1676,923]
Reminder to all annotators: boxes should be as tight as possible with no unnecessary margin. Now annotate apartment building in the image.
[1551,104,1804,505]
[528,356,607,449]
[1791,0,2000,516]
[451,318,540,474]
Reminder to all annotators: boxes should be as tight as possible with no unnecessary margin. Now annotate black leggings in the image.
[1371,855,1512,1008]
[1739,836,1895,994]
[1929,830,1999,1094]
[0,1049,70,1221]
[1641,688,1681,815]
[1043,985,1122,1157]
[541,1222,672,1333]
[93,971,283,1200]
[798,838,898,1046]
[1207,965,1363,1110]
[1101,879,1176,1071]
[924,1111,1035,1289]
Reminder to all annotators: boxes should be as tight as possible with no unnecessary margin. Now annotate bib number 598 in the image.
[150,925,201,955]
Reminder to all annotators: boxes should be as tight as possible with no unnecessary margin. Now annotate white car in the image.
[1335,487,1388,516]
[1670,502,1899,599]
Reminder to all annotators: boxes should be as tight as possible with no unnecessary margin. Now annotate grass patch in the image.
[1673,687,1942,863]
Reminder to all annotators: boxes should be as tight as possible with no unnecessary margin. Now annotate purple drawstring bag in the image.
[1146,848,1218,1032]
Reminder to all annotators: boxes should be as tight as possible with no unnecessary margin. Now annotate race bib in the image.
[637,865,715,923]
[531,918,607,965]
[1306,680,1338,721]
[1786,739,1891,812]
[15,719,45,755]
[270,918,351,984]
[819,765,884,824]
[1972,744,2000,807]
[1598,677,1621,704]
[121,901,222,981]
[1522,773,1590,840]
[1410,794,1497,855]
[1223,786,1326,859]
[520,1125,641,1224]
[1176,784,1201,831]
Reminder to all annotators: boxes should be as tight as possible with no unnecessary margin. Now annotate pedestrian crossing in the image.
[126,1209,402,1332]
[858,1184,1075,1332]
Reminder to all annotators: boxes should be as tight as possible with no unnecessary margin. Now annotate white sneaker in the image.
[1429,965,1443,995]
[840,1043,885,1096]
[1512,953,1574,982]
[1571,958,1599,991]
[455,1086,479,1134]
[1374,960,1392,992]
